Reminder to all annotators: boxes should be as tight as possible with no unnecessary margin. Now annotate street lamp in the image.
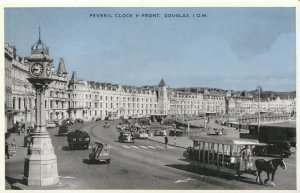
[256,86,262,133]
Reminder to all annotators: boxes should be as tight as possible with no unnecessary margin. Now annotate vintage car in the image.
[46,121,57,128]
[118,131,135,143]
[74,118,84,124]
[58,125,69,136]
[168,128,183,136]
[63,118,74,126]
[154,129,168,136]
[67,130,90,150]
[135,130,149,139]
[89,141,110,164]
[253,140,292,158]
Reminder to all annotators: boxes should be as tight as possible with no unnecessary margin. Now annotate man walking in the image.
[164,134,168,148]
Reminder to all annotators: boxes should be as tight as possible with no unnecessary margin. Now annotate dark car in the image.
[168,129,183,136]
[58,125,69,136]
[63,119,74,126]
[253,141,292,158]
[74,118,84,124]
[67,130,90,150]
[95,117,101,121]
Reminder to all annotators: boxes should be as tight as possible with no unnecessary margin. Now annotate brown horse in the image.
[255,158,286,187]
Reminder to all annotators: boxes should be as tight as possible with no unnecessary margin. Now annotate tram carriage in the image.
[187,136,261,176]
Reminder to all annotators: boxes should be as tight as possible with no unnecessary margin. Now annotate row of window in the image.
[69,92,156,103]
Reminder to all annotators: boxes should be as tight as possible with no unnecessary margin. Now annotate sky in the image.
[4,8,296,91]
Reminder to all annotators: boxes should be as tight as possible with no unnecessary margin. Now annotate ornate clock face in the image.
[30,63,44,77]
[46,64,51,76]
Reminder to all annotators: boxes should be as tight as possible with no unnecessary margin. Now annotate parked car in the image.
[154,129,167,136]
[63,118,74,125]
[58,125,69,136]
[253,140,292,158]
[118,131,135,143]
[74,118,84,124]
[169,129,183,136]
[46,121,57,128]
[135,130,149,139]
[95,117,102,121]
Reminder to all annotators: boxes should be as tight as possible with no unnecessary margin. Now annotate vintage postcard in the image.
[3,3,298,191]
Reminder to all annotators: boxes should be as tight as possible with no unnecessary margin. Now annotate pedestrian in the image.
[17,126,20,136]
[26,135,31,148]
[164,134,168,148]
[11,139,17,156]
[5,141,9,159]
[240,145,252,171]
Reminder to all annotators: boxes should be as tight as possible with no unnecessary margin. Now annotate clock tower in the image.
[24,28,59,186]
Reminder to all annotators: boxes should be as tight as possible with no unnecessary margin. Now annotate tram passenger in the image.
[240,145,252,171]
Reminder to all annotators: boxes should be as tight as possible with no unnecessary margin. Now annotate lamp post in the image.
[256,86,262,133]
[24,85,29,134]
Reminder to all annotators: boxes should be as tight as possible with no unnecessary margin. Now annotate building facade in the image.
[4,40,296,130]
[46,58,69,122]
[5,44,36,128]
[68,72,158,120]
[5,44,14,132]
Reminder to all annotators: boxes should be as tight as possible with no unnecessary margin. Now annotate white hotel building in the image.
[4,38,296,130]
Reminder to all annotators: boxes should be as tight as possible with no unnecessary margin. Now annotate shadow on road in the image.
[165,163,259,185]
[61,146,90,151]
[82,159,109,165]
[5,176,26,189]
[54,134,67,137]
[61,146,70,151]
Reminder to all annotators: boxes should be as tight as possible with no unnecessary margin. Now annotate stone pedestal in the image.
[23,130,59,186]
[24,79,59,186]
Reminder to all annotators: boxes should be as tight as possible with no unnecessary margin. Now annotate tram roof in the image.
[190,135,260,145]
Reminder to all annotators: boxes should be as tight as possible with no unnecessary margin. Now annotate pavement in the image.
[4,131,77,190]
[5,132,28,189]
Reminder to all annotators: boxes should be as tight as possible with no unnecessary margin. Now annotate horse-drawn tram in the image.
[186,136,287,186]
[187,136,262,176]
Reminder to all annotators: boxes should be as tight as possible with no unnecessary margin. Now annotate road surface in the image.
[5,120,296,189]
